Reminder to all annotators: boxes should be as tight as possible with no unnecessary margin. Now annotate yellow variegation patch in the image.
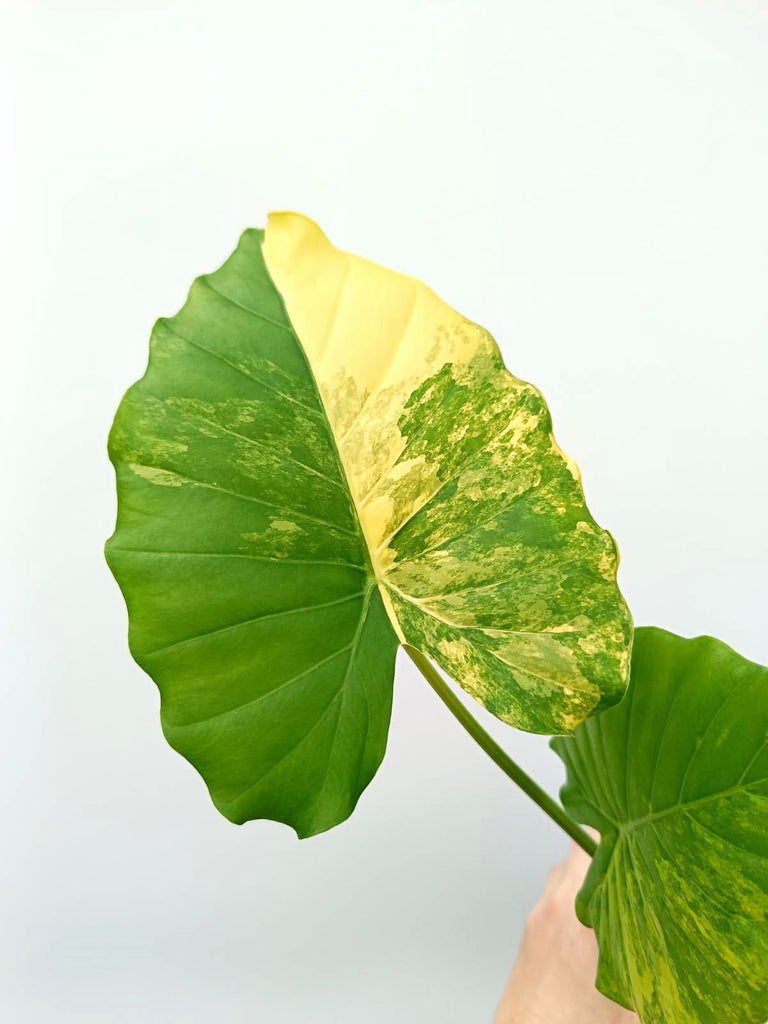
[264,213,631,732]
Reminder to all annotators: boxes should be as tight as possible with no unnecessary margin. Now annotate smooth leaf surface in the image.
[107,213,631,834]
[553,627,768,1024]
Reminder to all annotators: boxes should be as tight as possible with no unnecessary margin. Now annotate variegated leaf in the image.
[106,213,631,834]
[553,627,768,1024]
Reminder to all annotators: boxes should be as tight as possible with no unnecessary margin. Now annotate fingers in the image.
[542,840,592,904]
[563,840,592,886]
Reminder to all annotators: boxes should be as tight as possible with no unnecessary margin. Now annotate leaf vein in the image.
[144,591,366,657]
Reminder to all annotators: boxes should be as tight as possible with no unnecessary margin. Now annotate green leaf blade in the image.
[553,627,768,1024]
[106,230,398,837]
[162,583,396,836]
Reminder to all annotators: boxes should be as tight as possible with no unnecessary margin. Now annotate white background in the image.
[2,1,767,1021]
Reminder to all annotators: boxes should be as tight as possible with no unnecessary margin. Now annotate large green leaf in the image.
[553,627,768,1024]
[106,212,631,835]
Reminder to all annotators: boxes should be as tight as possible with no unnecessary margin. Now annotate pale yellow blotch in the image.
[269,519,301,533]
[558,711,584,733]
[241,521,305,559]
[436,637,488,701]
[128,464,184,487]
[491,635,592,694]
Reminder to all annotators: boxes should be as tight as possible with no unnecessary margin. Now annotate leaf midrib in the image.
[620,776,767,836]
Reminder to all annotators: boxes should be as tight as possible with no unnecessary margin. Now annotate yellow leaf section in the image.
[262,213,631,733]
[262,213,492,573]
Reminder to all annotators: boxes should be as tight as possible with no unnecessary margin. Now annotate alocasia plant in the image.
[106,214,767,1024]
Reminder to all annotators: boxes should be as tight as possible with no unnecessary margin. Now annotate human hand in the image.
[493,840,638,1024]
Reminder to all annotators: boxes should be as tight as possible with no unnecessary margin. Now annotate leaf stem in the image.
[404,646,597,857]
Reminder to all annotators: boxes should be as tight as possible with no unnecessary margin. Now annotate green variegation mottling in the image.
[107,229,398,837]
[107,213,632,833]
[553,627,768,1024]
[379,356,629,733]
